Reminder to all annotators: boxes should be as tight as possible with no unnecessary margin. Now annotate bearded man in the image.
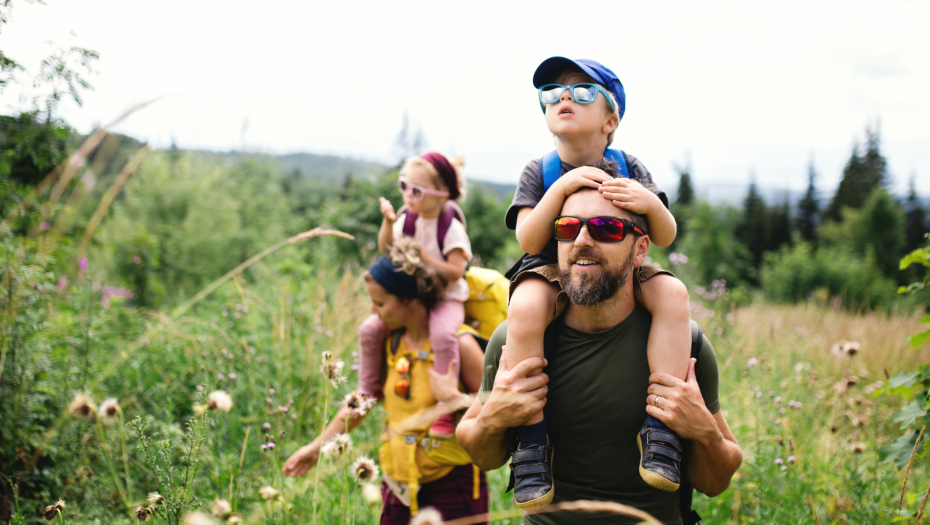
[457,184,742,525]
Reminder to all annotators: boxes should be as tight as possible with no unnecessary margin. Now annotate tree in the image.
[767,197,792,252]
[393,112,427,164]
[904,175,928,253]
[796,161,819,242]
[675,162,695,207]
[825,124,888,221]
[735,181,769,276]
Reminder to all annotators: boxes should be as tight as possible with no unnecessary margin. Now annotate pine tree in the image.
[676,164,695,206]
[904,175,928,252]
[796,162,819,242]
[735,181,769,272]
[825,124,887,221]
[767,197,792,252]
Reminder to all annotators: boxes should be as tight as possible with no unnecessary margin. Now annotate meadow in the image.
[2,140,929,525]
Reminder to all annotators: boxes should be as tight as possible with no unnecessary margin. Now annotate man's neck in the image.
[554,135,609,167]
[562,281,636,333]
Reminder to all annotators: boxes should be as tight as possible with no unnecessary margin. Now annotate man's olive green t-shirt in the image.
[479,307,721,525]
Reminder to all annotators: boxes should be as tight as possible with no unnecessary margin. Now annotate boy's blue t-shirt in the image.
[504,152,668,278]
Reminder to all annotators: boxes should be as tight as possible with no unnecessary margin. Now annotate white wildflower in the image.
[68,393,96,419]
[321,433,352,457]
[207,390,233,412]
[410,507,445,525]
[259,486,283,501]
[99,398,120,423]
[351,456,379,482]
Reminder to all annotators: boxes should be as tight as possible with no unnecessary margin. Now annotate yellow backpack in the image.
[463,266,509,341]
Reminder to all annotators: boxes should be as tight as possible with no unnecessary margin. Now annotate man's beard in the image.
[559,244,636,307]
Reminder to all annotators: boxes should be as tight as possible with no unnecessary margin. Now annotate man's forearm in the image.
[686,412,742,496]
[456,401,511,471]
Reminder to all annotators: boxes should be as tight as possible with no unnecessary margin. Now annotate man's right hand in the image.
[282,442,321,478]
[477,347,549,433]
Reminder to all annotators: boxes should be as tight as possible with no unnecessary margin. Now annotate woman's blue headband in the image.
[368,256,419,300]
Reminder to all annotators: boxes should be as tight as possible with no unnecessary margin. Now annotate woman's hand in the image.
[555,166,612,197]
[379,197,397,223]
[282,442,321,478]
[428,359,464,405]
[599,179,660,216]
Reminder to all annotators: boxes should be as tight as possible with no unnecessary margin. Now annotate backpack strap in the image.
[680,321,704,525]
[402,208,417,238]
[390,329,404,356]
[398,202,466,258]
[540,148,631,193]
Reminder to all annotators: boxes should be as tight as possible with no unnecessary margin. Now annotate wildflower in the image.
[321,351,333,364]
[78,256,88,273]
[351,456,380,482]
[755,391,762,398]
[260,444,268,451]
[135,506,150,522]
[788,400,796,408]
[746,357,758,368]
[207,391,233,412]
[269,388,276,395]
[321,359,347,387]
[830,340,860,358]
[227,515,244,524]
[267,442,275,449]
[362,482,381,507]
[217,373,225,381]
[775,458,783,465]
[147,492,165,505]
[851,442,866,454]
[343,391,377,417]
[99,398,120,422]
[57,277,68,292]
[263,422,271,429]
[182,511,215,525]
[68,394,96,419]
[779,408,785,414]
[725,313,734,322]
[42,504,58,521]
[133,255,142,265]
[321,433,352,457]
[788,455,796,464]
[410,507,445,525]
[259,486,283,501]
[774,418,781,425]
[196,385,204,392]
[212,499,232,519]
[780,465,787,472]
[41,221,50,231]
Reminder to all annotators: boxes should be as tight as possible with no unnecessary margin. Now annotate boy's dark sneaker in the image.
[508,440,554,510]
[637,420,682,492]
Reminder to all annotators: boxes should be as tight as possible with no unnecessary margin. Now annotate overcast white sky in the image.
[2,0,928,198]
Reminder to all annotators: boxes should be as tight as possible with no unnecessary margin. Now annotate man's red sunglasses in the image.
[553,216,645,243]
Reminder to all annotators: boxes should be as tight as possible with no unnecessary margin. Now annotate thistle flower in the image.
[212,499,232,519]
[830,340,861,358]
[227,515,244,524]
[321,351,333,364]
[42,504,58,522]
[207,390,233,412]
[321,359,347,387]
[182,511,215,525]
[135,506,150,522]
[410,507,445,525]
[259,486,283,501]
[746,357,758,368]
[775,458,783,465]
[321,433,352,457]
[851,442,866,454]
[351,456,380,482]
[362,483,381,507]
[147,492,165,505]
[343,391,377,417]
[68,393,96,419]
[99,398,120,422]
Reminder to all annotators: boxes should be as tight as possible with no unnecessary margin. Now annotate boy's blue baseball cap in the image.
[533,57,626,122]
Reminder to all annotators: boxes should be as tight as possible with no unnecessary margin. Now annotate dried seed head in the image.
[147,492,165,505]
[55,500,65,511]
[851,442,866,454]
[182,511,215,525]
[99,398,120,422]
[68,393,96,419]
[259,486,282,501]
[410,507,445,525]
[321,351,333,364]
[321,360,347,387]
[207,390,233,412]
[362,483,381,507]
[321,433,352,457]
[135,506,150,522]
[42,505,58,522]
[343,391,377,417]
[351,456,380,482]
[212,499,232,519]
[830,340,860,358]
[226,514,244,524]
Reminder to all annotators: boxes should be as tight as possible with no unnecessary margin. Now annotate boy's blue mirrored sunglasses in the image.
[537,83,617,114]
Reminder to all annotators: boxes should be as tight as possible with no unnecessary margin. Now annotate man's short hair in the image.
[592,158,649,237]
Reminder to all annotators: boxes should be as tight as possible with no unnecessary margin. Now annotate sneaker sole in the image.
[515,450,555,511]
[637,435,680,492]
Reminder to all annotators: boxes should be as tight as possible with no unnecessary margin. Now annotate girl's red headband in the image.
[421,152,460,201]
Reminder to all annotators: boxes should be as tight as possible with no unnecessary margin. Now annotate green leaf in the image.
[879,431,926,468]
[892,400,928,429]
[900,247,930,270]
[908,329,930,350]
[887,371,920,389]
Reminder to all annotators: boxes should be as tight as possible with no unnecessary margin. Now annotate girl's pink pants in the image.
[357,299,464,395]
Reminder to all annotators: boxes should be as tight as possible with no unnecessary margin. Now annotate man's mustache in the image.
[568,247,606,265]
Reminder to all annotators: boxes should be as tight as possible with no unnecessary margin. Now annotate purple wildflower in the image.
[747,358,758,367]
[40,221,50,231]
[57,277,67,292]
[78,257,88,273]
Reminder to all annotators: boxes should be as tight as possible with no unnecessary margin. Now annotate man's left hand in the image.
[646,358,719,442]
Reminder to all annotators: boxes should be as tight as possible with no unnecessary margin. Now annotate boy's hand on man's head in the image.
[599,179,660,215]
[379,197,397,223]
[557,167,613,197]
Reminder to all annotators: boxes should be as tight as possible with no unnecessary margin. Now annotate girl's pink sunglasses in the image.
[398,176,449,201]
